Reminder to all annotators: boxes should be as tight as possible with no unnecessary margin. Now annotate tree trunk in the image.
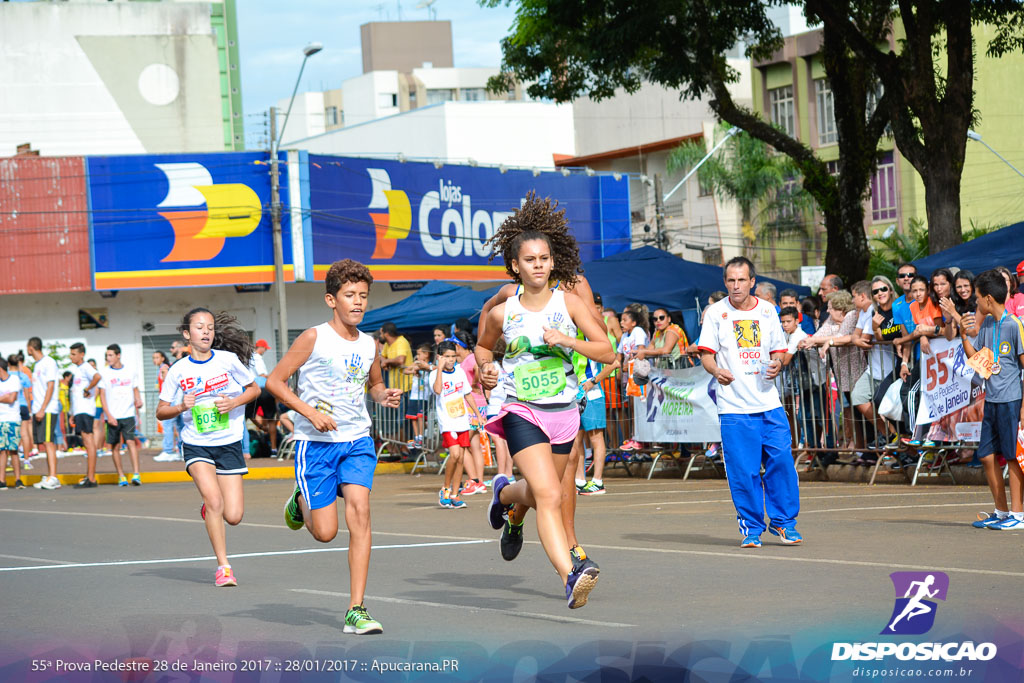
[820,202,870,289]
[922,160,964,254]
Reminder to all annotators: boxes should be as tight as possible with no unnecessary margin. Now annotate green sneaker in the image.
[343,604,383,635]
[579,480,605,496]
[284,486,304,530]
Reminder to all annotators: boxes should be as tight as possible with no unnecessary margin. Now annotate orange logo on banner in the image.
[366,169,411,259]
[155,163,262,262]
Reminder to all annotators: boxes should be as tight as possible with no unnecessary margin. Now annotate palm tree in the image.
[667,125,813,261]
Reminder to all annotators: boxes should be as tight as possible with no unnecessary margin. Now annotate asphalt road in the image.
[1,475,1021,682]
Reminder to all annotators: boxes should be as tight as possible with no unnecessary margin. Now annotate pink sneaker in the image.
[620,439,639,451]
[215,566,237,587]
[462,480,486,496]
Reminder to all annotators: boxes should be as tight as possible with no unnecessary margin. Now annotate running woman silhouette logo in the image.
[881,571,949,635]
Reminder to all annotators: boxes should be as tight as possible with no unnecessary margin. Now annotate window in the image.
[325,106,339,126]
[866,82,883,120]
[871,152,897,221]
[378,92,398,109]
[426,89,454,105]
[826,160,840,177]
[698,176,713,197]
[815,79,836,145]
[769,85,795,138]
[777,177,800,220]
[461,88,487,101]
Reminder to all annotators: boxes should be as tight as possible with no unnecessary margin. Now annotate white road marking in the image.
[620,490,990,508]
[0,540,491,573]
[290,589,635,628]
[0,553,76,565]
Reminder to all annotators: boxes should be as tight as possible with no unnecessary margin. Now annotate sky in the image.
[237,0,518,148]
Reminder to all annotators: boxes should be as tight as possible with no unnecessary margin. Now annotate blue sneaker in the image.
[987,515,1024,531]
[740,534,761,548]
[565,564,600,609]
[972,511,1004,528]
[488,473,511,529]
[768,525,803,545]
[438,487,453,508]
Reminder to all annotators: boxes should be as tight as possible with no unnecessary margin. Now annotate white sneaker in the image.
[33,476,61,490]
[153,451,178,462]
[988,515,1024,531]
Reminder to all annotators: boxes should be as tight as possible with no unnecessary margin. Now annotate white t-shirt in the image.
[30,355,60,414]
[0,375,21,423]
[784,328,809,354]
[250,352,268,377]
[69,361,99,416]
[429,366,472,434]
[159,350,256,447]
[617,327,649,357]
[697,296,787,415]
[859,309,896,378]
[99,365,140,420]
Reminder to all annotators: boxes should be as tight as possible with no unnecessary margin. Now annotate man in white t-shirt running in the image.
[697,257,803,548]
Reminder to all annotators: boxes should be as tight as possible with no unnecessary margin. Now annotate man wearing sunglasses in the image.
[891,263,919,367]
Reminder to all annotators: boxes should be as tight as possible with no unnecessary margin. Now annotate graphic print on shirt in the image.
[733,320,761,348]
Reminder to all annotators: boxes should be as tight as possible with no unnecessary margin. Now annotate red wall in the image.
[0,157,92,294]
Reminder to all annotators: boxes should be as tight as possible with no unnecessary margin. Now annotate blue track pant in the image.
[719,407,800,536]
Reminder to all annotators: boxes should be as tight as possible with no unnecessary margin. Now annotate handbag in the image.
[878,378,905,421]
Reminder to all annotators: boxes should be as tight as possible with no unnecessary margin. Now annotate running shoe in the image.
[153,451,179,462]
[500,518,524,561]
[705,443,721,460]
[575,481,587,494]
[448,495,467,509]
[462,479,486,496]
[569,545,599,573]
[414,434,424,447]
[987,516,1024,531]
[73,477,98,489]
[33,476,61,490]
[14,479,25,489]
[619,439,638,451]
[118,475,128,487]
[488,473,512,529]
[580,480,605,496]
[343,605,383,635]
[565,563,600,609]
[740,534,762,548]
[438,487,453,508]
[0,481,6,491]
[972,511,1005,528]
[768,525,803,544]
[214,566,237,587]
[130,473,142,486]
[284,486,304,530]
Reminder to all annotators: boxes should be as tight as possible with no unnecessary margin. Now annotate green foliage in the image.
[667,125,814,240]
[45,342,71,371]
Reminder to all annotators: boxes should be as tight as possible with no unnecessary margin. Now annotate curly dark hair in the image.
[178,308,253,367]
[326,259,373,296]
[486,191,581,288]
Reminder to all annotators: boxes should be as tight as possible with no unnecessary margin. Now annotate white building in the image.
[287,100,574,169]
[0,0,244,156]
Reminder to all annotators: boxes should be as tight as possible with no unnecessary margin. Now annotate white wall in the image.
[412,66,499,90]
[290,101,574,168]
[0,1,225,156]
[340,70,401,127]
[278,91,326,146]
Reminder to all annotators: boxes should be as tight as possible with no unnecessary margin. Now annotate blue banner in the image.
[307,156,630,281]
[87,152,290,289]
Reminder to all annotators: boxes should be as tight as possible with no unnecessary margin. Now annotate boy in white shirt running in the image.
[267,259,401,635]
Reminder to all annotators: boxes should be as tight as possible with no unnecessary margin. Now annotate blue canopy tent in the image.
[581,246,811,336]
[357,281,502,334]
[912,220,1024,277]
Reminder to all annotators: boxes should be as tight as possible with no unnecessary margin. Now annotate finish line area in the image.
[1,476,1020,681]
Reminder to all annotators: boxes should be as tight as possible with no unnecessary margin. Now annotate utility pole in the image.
[653,173,669,251]
[269,106,288,361]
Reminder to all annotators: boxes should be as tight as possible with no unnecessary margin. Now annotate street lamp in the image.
[663,126,739,202]
[269,41,322,361]
[967,129,1024,181]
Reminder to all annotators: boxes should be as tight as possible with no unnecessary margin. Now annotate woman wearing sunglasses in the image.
[850,276,902,461]
[635,308,689,366]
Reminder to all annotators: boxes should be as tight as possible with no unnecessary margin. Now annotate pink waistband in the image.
[484,403,580,445]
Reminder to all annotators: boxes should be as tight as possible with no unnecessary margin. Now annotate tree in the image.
[484,0,893,286]
[667,125,814,261]
[804,0,1024,254]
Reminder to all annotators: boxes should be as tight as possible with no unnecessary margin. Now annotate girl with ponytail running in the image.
[477,193,615,609]
[156,309,260,587]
